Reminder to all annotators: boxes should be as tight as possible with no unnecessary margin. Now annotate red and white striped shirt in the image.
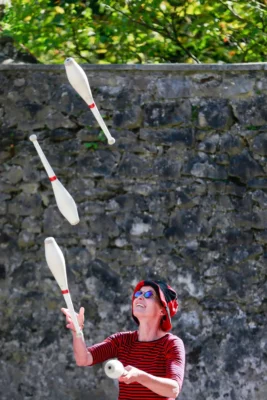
[88,330,185,400]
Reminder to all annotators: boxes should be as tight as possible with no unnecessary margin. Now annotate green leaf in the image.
[2,0,266,64]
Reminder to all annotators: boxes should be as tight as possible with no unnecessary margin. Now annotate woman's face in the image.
[133,285,164,323]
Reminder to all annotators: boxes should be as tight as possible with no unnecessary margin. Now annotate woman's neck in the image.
[137,323,166,342]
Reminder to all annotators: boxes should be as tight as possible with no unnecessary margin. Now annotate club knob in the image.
[29,134,37,142]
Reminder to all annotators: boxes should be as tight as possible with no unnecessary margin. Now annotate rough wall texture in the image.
[0,63,267,400]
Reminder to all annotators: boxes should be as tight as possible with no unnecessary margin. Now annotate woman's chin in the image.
[133,309,146,318]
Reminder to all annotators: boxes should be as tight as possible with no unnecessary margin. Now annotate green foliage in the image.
[1,0,266,64]
[97,130,107,142]
[84,130,106,150]
[246,125,261,131]
[84,142,99,150]
[191,105,199,122]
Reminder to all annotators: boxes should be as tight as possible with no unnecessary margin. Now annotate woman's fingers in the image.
[61,308,70,317]
[79,307,85,321]
[77,307,85,326]
[79,307,85,318]
[62,307,84,318]
[62,308,74,329]
[61,307,85,331]
[62,308,75,321]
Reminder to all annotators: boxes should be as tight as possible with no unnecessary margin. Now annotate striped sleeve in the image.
[87,332,125,366]
[165,336,185,391]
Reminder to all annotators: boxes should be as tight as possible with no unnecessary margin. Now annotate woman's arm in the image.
[62,307,93,366]
[120,366,179,398]
[72,330,93,366]
[139,372,179,398]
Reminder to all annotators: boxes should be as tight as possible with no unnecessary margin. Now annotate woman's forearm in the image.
[139,372,180,398]
[72,332,93,366]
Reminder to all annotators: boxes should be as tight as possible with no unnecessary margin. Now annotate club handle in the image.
[90,105,115,145]
[63,293,83,338]
[29,135,55,178]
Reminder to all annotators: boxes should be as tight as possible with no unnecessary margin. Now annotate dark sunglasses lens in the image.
[144,291,153,298]
[134,291,142,298]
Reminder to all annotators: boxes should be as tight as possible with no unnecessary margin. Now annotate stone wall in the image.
[0,63,267,400]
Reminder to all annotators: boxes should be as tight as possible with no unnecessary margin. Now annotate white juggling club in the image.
[64,57,115,146]
[104,360,125,379]
[44,237,83,338]
[29,135,79,225]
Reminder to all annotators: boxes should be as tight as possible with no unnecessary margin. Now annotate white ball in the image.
[104,360,124,379]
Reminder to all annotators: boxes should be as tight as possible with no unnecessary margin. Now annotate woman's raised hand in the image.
[61,307,85,332]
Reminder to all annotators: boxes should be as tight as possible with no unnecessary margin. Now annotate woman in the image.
[61,279,185,399]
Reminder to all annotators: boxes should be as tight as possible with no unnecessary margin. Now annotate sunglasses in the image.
[134,290,154,299]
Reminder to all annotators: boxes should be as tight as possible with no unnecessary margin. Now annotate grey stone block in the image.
[8,193,43,217]
[113,106,143,129]
[118,153,153,178]
[156,77,191,98]
[220,133,244,155]
[139,127,194,147]
[196,99,234,129]
[252,133,267,156]
[229,150,264,183]
[231,95,267,126]
[144,100,191,127]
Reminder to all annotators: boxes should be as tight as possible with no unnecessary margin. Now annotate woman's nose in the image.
[136,293,144,299]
